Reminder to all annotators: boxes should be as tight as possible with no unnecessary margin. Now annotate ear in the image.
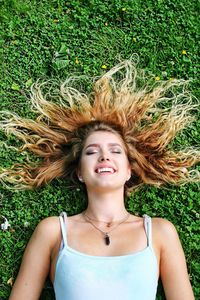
[78,176,84,182]
[126,165,131,181]
[77,169,84,182]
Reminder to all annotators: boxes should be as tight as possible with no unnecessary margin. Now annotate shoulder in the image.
[151,217,181,252]
[31,216,61,250]
[35,216,60,234]
[152,217,177,234]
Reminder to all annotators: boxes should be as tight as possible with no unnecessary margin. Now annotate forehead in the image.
[84,131,125,147]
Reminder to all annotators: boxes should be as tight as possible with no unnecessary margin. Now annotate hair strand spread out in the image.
[0,60,199,192]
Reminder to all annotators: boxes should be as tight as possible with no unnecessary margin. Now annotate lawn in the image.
[0,0,199,299]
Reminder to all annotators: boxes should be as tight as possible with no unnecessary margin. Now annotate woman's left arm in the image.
[155,219,195,300]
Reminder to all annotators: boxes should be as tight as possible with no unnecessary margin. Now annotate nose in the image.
[98,151,110,162]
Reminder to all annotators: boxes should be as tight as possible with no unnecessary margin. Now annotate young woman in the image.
[1,60,199,299]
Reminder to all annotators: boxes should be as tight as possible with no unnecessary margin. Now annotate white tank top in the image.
[54,212,158,300]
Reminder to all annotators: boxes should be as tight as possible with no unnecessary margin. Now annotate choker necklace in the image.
[83,212,130,246]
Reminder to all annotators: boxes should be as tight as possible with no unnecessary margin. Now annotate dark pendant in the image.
[104,234,110,246]
[106,222,111,227]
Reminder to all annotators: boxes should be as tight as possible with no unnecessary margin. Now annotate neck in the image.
[85,189,128,222]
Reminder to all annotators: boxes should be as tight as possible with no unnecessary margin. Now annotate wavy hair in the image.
[0,60,199,193]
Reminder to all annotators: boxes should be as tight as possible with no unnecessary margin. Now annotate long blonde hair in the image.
[0,60,199,192]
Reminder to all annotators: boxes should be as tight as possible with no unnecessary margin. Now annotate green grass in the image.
[0,0,199,299]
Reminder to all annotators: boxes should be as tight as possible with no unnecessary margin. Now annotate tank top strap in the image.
[59,212,68,247]
[143,214,153,248]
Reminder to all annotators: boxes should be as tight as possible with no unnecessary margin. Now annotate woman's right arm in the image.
[9,217,59,300]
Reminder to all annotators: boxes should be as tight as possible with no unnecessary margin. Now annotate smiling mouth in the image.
[95,167,115,174]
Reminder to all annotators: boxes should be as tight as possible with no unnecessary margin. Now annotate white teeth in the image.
[97,167,114,174]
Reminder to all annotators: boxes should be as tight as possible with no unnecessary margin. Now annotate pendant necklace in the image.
[83,212,130,246]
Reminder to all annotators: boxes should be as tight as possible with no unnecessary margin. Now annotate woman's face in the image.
[78,131,131,193]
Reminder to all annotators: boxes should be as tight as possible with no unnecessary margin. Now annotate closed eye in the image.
[110,148,122,154]
[85,147,123,155]
[85,149,98,155]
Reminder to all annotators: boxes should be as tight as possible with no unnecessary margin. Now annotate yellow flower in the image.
[53,19,59,23]
[155,76,160,81]
[75,59,79,64]
[182,50,187,55]
[101,65,107,69]
[132,38,137,42]
[122,8,127,11]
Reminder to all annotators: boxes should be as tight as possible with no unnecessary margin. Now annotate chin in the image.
[89,182,124,193]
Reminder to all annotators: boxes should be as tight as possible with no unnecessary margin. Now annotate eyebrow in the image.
[84,143,123,150]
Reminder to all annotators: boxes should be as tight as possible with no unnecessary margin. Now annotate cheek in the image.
[79,156,94,174]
